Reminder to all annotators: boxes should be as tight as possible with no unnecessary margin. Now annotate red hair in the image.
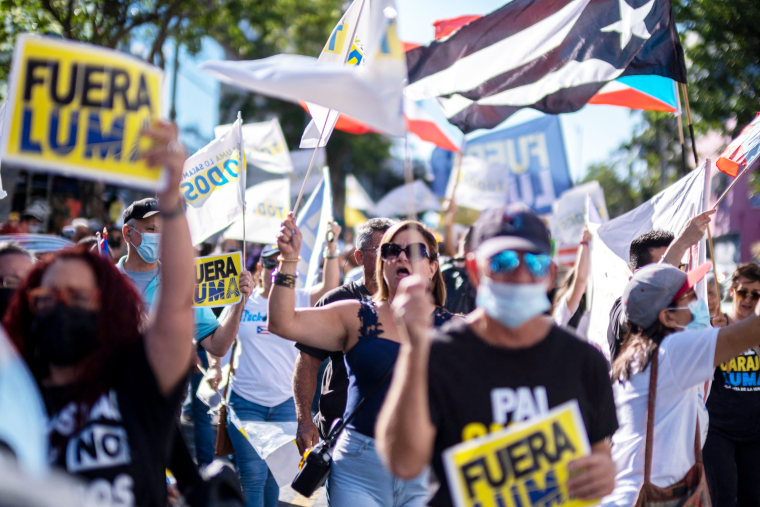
[4,245,144,403]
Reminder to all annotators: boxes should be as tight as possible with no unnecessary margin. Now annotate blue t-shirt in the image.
[116,257,219,342]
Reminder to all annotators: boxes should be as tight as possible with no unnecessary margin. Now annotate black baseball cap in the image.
[471,204,552,259]
[123,198,159,223]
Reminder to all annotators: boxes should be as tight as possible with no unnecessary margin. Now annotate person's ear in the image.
[465,253,481,289]
[658,308,678,328]
[354,249,363,265]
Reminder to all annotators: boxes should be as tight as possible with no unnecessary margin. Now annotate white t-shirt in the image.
[551,293,589,340]
[226,288,310,407]
[602,327,718,506]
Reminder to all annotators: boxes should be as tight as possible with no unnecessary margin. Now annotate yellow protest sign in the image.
[443,401,594,507]
[194,252,243,308]
[1,34,164,189]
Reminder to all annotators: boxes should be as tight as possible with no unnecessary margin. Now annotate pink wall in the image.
[711,164,760,262]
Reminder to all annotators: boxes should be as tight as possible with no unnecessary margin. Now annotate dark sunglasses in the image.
[735,289,760,302]
[488,250,552,277]
[380,242,429,261]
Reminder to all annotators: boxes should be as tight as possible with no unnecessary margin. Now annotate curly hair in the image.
[375,220,446,306]
[3,245,144,404]
[732,262,760,287]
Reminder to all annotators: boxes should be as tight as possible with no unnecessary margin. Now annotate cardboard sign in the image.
[1,35,164,189]
[194,251,243,308]
[443,401,593,507]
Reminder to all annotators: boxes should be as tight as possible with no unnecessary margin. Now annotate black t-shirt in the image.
[427,321,618,507]
[296,280,371,438]
[706,348,760,441]
[43,339,185,507]
[441,262,476,315]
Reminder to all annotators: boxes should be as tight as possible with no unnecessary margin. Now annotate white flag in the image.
[215,119,294,174]
[183,118,244,246]
[345,174,375,212]
[586,162,710,357]
[374,180,441,218]
[296,166,333,289]
[551,181,608,246]
[223,178,291,244]
[444,155,508,211]
[201,0,405,137]
[300,0,370,148]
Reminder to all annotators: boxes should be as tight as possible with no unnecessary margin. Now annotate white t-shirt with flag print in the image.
[225,288,310,407]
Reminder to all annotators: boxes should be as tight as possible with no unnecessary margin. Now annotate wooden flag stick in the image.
[712,158,758,210]
[674,84,688,174]
[705,223,721,315]
[679,82,699,166]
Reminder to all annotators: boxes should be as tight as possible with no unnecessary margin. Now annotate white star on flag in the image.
[601,0,654,50]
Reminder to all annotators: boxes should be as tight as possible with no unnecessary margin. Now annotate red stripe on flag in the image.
[588,89,676,112]
[433,15,482,39]
[405,119,461,152]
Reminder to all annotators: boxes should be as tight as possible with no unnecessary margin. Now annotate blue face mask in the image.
[476,278,550,329]
[673,298,711,330]
[130,228,161,264]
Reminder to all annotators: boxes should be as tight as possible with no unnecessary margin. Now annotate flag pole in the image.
[292,0,368,216]
[674,83,688,175]
[679,83,699,166]
[712,157,759,210]
[238,111,246,268]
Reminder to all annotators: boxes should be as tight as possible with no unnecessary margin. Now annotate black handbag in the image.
[291,364,394,497]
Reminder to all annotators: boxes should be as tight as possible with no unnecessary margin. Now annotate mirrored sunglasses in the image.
[488,250,552,277]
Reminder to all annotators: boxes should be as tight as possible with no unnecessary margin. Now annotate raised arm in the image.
[661,209,716,266]
[267,213,352,352]
[142,121,194,395]
[201,270,254,356]
[309,221,342,305]
[376,275,436,478]
[564,228,591,314]
[714,297,760,367]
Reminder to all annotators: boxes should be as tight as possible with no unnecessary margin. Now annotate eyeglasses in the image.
[380,242,429,261]
[27,286,100,315]
[488,250,552,277]
[260,257,278,270]
[0,275,23,289]
[735,289,760,302]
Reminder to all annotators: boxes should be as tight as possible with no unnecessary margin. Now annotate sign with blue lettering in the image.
[0,35,164,190]
[461,116,572,215]
[194,251,242,308]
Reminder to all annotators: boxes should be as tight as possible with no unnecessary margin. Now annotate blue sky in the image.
[167,0,642,182]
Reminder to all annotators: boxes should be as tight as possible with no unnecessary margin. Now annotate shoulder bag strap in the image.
[643,348,659,484]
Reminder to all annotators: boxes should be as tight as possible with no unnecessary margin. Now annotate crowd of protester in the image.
[0,125,759,507]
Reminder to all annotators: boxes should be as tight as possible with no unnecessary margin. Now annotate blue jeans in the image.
[227,390,296,507]
[189,371,215,467]
[328,428,429,507]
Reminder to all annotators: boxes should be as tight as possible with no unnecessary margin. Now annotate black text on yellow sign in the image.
[194,252,243,308]
[443,401,594,507]
[1,35,164,189]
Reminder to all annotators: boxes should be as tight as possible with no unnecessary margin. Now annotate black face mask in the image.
[0,287,16,319]
[30,303,99,367]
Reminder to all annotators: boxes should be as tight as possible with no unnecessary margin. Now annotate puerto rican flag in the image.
[716,113,760,177]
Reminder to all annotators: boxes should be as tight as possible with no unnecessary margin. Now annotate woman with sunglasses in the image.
[703,262,760,505]
[3,122,194,506]
[268,214,456,506]
[603,261,760,506]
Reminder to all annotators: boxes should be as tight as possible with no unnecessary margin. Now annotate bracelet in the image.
[277,255,302,263]
[323,249,339,259]
[579,240,590,246]
[272,270,297,288]
[159,201,185,219]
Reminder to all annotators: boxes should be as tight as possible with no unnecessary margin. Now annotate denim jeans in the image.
[328,428,429,507]
[189,371,215,467]
[227,390,296,507]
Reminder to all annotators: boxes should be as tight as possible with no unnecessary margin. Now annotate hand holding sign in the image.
[239,270,254,301]
[277,212,302,261]
[566,443,616,501]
